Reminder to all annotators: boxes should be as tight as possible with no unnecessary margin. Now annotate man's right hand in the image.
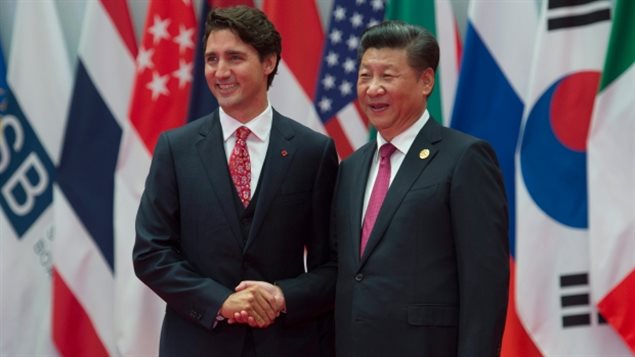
[220,285,278,328]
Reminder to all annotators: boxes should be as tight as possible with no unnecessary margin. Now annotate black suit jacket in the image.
[333,119,509,357]
[134,109,338,357]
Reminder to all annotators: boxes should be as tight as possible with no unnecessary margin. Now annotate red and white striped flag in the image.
[311,0,385,157]
[263,0,328,142]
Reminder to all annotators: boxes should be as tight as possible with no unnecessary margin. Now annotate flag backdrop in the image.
[310,0,385,157]
[1,1,71,355]
[449,2,540,355]
[53,0,151,355]
[3,1,635,355]
[119,0,199,353]
[588,0,635,352]
[263,0,329,150]
[515,0,630,354]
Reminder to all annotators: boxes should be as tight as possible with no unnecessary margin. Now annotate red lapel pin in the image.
[281,149,288,157]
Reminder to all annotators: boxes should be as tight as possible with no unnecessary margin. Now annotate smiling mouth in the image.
[368,103,389,112]
[217,83,238,93]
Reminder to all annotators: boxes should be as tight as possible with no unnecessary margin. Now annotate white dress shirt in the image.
[219,104,273,199]
[361,110,430,223]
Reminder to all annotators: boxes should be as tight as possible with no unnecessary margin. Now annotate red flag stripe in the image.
[453,19,462,70]
[598,270,635,353]
[99,0,137,57]
[325,118,354,158]
[353,99,369,128]
[264,0,323,100]
[501,259,542,357]
[52,269,109,357]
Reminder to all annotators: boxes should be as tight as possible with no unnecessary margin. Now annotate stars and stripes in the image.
[313,0,384,157]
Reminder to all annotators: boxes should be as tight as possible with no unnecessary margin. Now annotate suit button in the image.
[354,273,364,282]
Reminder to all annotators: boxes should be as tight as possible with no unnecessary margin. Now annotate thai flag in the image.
[52,0,148,355]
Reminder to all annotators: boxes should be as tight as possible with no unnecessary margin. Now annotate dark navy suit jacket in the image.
[333,118,509,357]
[134,109,338,357]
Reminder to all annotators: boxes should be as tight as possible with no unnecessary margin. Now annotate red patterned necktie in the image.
[229,126,251,207]
[361,143,397,256]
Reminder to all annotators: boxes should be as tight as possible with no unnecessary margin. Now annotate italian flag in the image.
[588,0,635,352]
[385,0,462,126]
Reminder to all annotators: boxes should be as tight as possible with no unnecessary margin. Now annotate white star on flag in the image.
[172,60,193,89]
[318,97,332,112]
[346,35,359,51]
[146,71,170,100]
[322,74,336,89]
[339,80,352,96]
[350,12,364,28]
[173,25,195,54]
[136,47,155,73]
[148,15,171,45]
[343,58,356,73]
[334,6,346,21]
[326,52,339,66]
[330,29,342,44]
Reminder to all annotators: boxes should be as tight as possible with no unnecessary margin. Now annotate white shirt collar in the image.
[219,103,273,143]
[376,109,430,155]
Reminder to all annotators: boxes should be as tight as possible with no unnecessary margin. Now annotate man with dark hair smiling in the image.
[134,6,337,357]
[333,21,509,356]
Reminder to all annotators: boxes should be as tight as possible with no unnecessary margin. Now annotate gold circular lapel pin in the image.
[419,149,430,160]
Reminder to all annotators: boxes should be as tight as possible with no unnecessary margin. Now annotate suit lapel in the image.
[350,143,376,262]
[246,110,295,251]
[195,111,244,249]
[359,119,443,266]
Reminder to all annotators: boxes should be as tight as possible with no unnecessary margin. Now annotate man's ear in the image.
[263,54,277,75]
[420,67,435,96]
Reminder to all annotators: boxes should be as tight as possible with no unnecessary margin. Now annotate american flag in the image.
[314,0,386,158]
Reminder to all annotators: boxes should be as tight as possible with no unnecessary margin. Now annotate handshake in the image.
[219,280,286,328]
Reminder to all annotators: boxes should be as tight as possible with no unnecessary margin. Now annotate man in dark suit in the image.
[333,21,509,356]
[133,6,337,357]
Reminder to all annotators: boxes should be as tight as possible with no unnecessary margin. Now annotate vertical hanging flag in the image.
[263,0,328,145]
[54,0,139,355]
[312,0,385,158]
[129,0,197,152]
[1,1,72,355]
[117,0,198,354]
[588,0,635,352]
[449,2,540,355]
[386,0,461,126]
[516,0,630,354]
